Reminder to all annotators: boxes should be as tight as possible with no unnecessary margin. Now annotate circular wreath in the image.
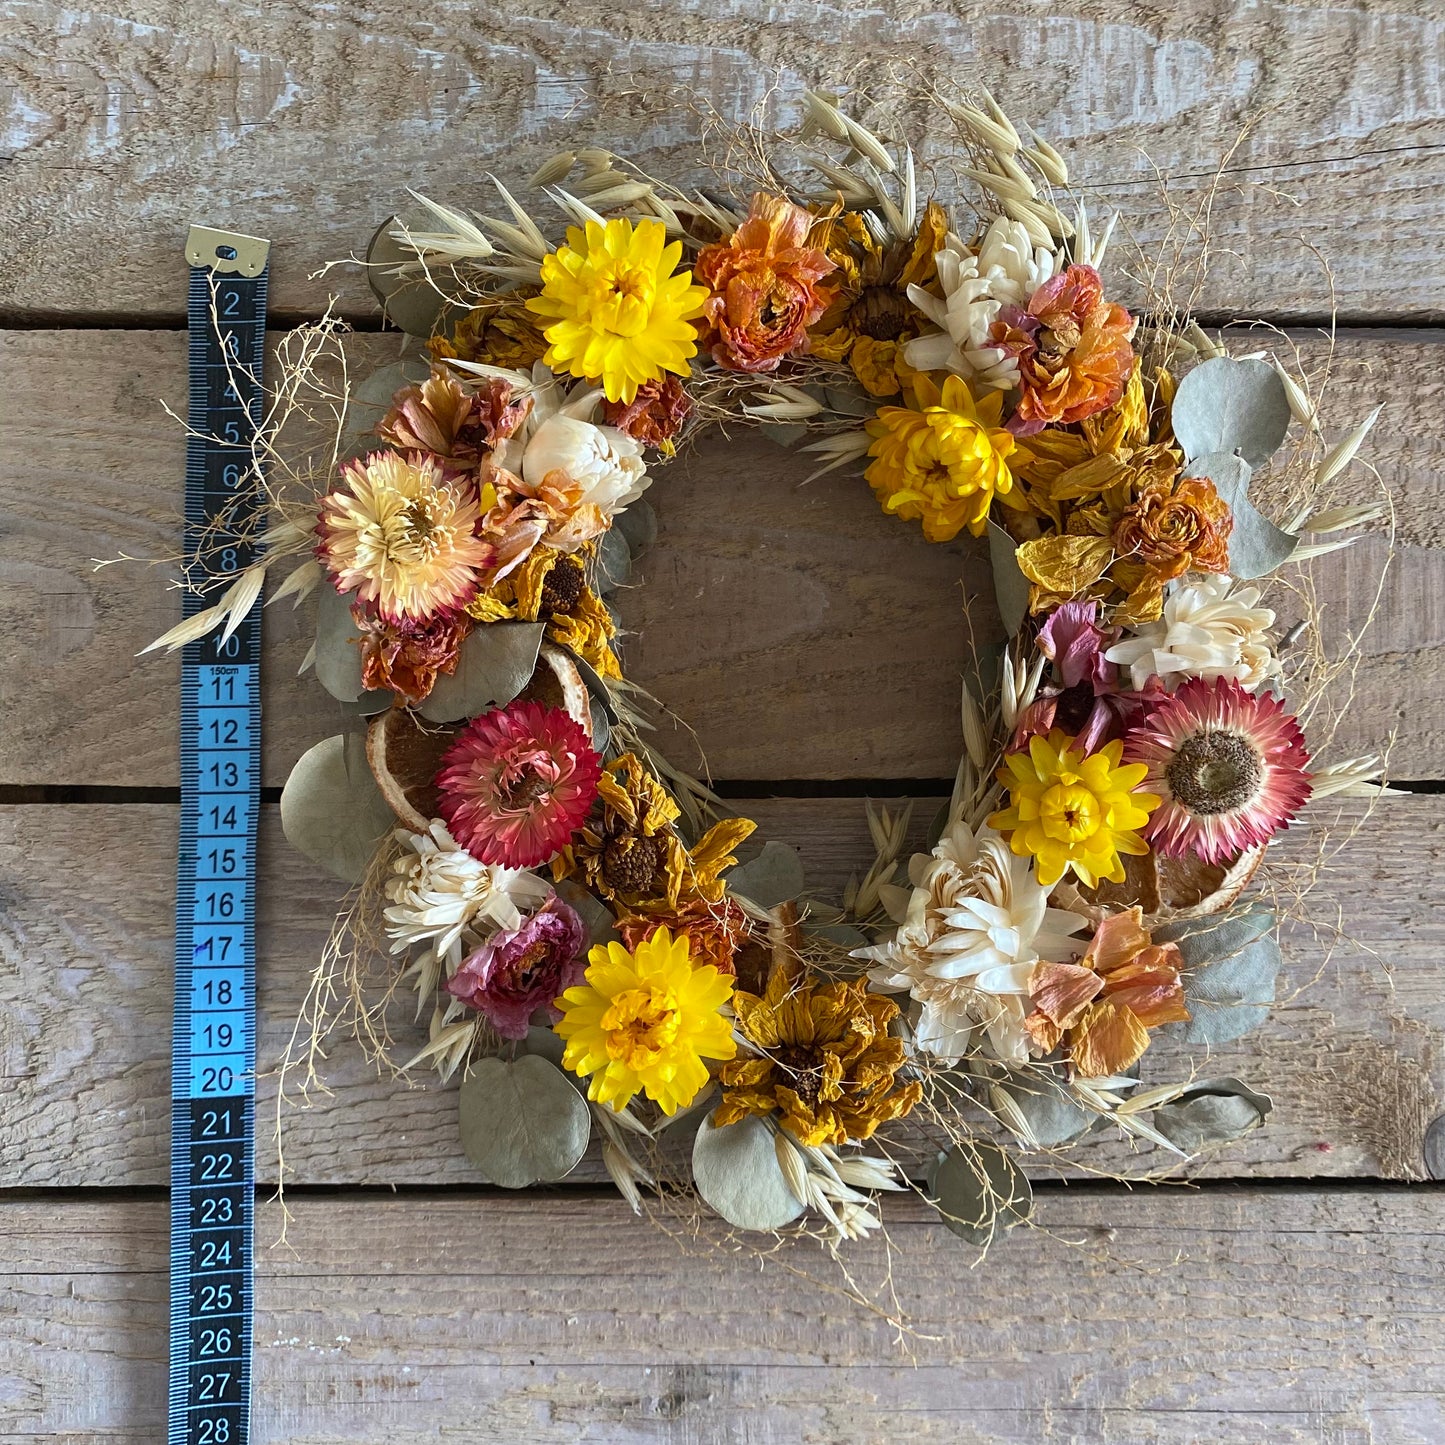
[158,86,1388,1254]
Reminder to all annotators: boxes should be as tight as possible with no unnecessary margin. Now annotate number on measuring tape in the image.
[171,226,269,1445]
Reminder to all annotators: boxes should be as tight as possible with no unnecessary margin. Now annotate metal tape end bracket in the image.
[186,225,271,276]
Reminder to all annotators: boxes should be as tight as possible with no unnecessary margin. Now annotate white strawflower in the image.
[383,820,551,970]
[496,363,648,541]
[1105,575,1280,693]
[853,819,1087,1065]
[902,219,1057,391]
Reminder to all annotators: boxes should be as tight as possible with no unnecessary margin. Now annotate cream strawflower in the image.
[1105,574,1280,693]
[853,818,1088,1064]
[318,450,491,623]
[383,820,552,973]
[902,219,1057,391]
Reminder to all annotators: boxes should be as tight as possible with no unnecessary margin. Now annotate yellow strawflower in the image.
[554,927,736,1114]
[988,731,1160,889]
[527,217,709,405]
[864,372,1025,542]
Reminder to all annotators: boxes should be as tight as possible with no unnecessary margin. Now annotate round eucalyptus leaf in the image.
[1157,906,1282,1045]
[727,840,806,909]
[1152,1077,1273,1152]
[998,1069,1095,1149]
[416,621,546,723]
[458,1054,591,1188]
[692,1114,806,1232]
[553,880,620,948]
[594,526,632,595]
[279,733,396,883]
[928,1141,1033,1246]
[314,584,366,703]
[1172,356,1292,468]
[614,500,657,557]
[366,216,453,338]
[987,520,1030,637]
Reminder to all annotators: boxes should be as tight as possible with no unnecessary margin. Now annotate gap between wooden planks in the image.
[1,795,1439,1191]
[3,0,1444,322]
[3,1189,1442,1444]
[1,328,1442,788]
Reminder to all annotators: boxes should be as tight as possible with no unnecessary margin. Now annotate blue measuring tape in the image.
[170,225,270,1445]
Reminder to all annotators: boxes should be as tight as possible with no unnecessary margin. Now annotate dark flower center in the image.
[773,1044,824,1104]
[1054,680,1097,735]
[601,833,667,895]
[510,939,552,991]
[499,771,551,811]
[1166,730,1264,815]
[540,557,585,617]
[856,285,912,341]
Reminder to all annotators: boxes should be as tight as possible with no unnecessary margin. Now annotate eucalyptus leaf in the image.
[1156,906,1281,1045]
[314,583,366,703]
[366,215,453,338]
[457,1055,591,1188]
[417,621,545,723]
[987,521,1030,637]
[727,840,806,909]
[1184,452,1298,578]
[999,1069,1096,1149]
[1172,356,1292,468]
[279,733,396,883]
[1152,1077,1273,1152]
[336,689,395,717]
[692,1114,805,1232]
[824,381,877,418]
[554,880,620,949]
[338,356,429,462]
[759,421,808,448]
[594,525,632,595]
[614,500,657,557]
[927,1141,1033,1246]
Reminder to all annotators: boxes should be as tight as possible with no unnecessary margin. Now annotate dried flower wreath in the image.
[152,85,1390,1257]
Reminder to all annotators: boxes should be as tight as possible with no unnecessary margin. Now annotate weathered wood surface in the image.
[3,1,1444,323]
[4,1189,1442,1443]
[2,796,1440,1190]
[2,328,1440,786]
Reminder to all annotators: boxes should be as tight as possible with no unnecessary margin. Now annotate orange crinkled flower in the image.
[694,193,837,374]
[991,264,1136,436]
[1113,474,1232,583]
[1025,906,1190,1076]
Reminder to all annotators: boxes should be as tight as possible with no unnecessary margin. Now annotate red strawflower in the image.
[1124,677,1312,865]
[435,700,602,868]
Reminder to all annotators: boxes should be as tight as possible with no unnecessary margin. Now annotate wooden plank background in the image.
[2,2,1443,1439]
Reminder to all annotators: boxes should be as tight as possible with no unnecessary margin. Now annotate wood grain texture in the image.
[2,0,1444,322]
[3,1189,1442,1443]
[1,796,1440,1190]
[2,328,1440,786]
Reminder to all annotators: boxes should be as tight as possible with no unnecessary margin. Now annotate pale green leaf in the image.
[1152,1076,1273,1152]
[1172,356,1292,468]
[927,1140,1032,1246]
[1184,452,1298,578]
[457,1055,591,1188]
[692,1115,805,1232]
[314,584,367,703]
[987,521,1030,636]
[279,733,395,883]
[417,621,545,723]
[727,840,806,909]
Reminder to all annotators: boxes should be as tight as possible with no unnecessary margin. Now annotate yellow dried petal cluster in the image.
[716,960,922,1146]
[554,928,736,1114]
[988,731,1160,889]
[527,217,709,405]
[864,373,1025,542]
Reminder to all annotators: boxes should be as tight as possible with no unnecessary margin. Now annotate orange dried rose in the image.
[379,371,532,465]
[694,193,837,373]
[617,895,754,976]
[1025,906,1189,1076]
[602,375,693,453]
[991,264,1136,436]
[1113,474,1232,583]
[354,605,472,705]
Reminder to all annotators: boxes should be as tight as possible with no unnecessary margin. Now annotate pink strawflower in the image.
[447,897,587,1038]
[1124,677,1312,865]
[436,701,602,868]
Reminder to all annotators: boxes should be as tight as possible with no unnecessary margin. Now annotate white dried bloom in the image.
[902,219,1057,390]
[494,363,649,539]
[383,821,551,971]
[1104,575,1280,693]
[853,820,1087,1065]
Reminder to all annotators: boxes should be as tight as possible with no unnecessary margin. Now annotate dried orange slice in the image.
[366,707,460,832]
